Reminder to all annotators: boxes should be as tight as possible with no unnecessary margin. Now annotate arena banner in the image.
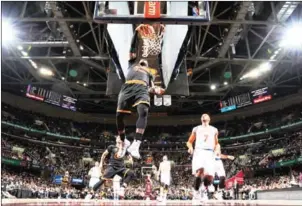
[225,170,244,189]
[2,120,302,143]
[1,157,27,167]
[2,121,81,140]
[276,156,302,167]
[219,120,302,142]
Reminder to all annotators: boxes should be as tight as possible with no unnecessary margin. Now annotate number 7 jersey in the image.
[191,125,218,150]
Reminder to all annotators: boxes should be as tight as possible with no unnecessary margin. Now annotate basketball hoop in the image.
[136,24,165,58]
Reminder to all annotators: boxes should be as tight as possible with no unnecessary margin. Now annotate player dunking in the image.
[186,114,219,202]
[89,136,134,199]
[116,59,164,159]
[157,155,173,202]
[213,144,234,200]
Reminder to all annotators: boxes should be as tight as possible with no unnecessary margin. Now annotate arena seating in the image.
[1,103,302,200]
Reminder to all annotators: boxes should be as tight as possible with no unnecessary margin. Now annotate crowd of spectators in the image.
[1,102,302,200]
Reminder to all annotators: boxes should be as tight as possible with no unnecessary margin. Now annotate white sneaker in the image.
[117,138,131,158]
[201,190,208,201]
[127,140,141,159]
[85,194,93,200]
[214,191,223,200]
[119,187,125,198]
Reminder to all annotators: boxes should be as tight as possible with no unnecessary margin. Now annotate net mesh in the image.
[136,24,165,58]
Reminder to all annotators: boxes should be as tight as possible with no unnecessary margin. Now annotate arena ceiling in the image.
[1,1,302,115]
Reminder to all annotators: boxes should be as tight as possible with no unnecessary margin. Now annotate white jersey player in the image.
[113,175,122,200]
[186,114,219,202]
[157,155,173,201]
[88,161,101,188]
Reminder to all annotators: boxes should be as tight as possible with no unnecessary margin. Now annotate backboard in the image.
[93,1,210,25]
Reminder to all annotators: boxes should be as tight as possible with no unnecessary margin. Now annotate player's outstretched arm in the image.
[186,130,196,154]
[220,154,235,160]
[100,150,109,171]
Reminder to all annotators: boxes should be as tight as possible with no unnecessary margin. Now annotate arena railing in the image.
[1,120,302,142]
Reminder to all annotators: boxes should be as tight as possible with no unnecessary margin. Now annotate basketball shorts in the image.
[89,177,100,188]
[102,166,129,180]
[160,173,171,186]
[192,149,215,176]
[214,159,226,177]
[117,83,150,114]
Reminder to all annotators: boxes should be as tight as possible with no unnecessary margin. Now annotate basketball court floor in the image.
[2,199,302,206]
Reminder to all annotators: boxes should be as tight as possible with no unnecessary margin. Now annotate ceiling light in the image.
[21,51,28,56]
[224,81,228,85]
[2,20,17,43]
[280,22,302,50]
[210,84,216,90]
[83,83,87,87]
[248,70,260,78]
[17,45,23,51]
[39,68,54,76]
[61,77,65,80]
[76,81,80,83]
[80,45,84,50]
[258,62,272,72]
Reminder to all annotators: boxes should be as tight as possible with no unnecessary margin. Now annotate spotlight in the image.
[280,23,302,50]
[39,68,54,76]
[210,84,216,90]
[2,20,17,43]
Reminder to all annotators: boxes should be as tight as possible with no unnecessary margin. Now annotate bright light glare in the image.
[280,23,302,50]
[61,77,65,80]
[39,68,54,76]
[17,45,23,50]
[258,62,272,72]
[241,61,273,80]
[210,84,216,90]
[2,20,17,42]
[223,81,228,85]
[21,51,28,56]
[29,60,38,69]
[83,83,87,86]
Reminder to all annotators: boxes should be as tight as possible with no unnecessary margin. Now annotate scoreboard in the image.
[220,87,272,113]
[26,85,77,111]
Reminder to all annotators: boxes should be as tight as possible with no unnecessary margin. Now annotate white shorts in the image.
[89,177,100,188]
[192,149,215,176]
[160,173,171,186]
[215,159,226,177]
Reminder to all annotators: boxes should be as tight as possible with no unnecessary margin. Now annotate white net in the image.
[141,35,163,57]
[137,24,165,58]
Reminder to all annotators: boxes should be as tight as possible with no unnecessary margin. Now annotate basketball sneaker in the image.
[117,138,130,158]
[192,190,201,204]
[127,140,141,159]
